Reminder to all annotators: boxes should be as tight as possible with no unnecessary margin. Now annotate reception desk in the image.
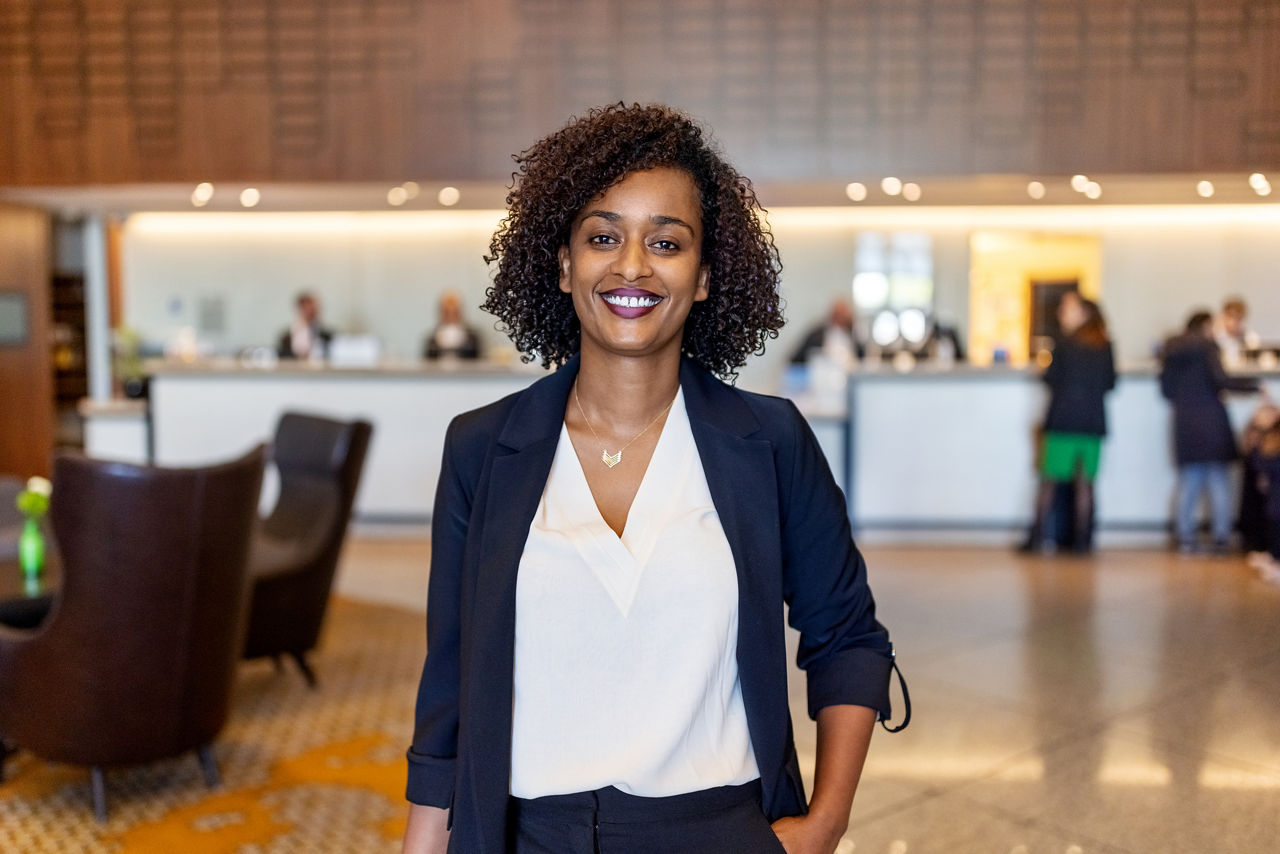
[146,360,544,521]
[848,364,1276,543]
[85,360,1276,542]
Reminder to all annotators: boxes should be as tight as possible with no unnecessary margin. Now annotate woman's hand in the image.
[401,804,450,854]
[771,812,847,854]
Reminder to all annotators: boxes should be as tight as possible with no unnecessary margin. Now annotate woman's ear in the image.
[558,245,572,294]
[694,264,710,302]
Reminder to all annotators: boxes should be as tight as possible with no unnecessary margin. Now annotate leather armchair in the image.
[0,447,265,821]
[242,412,372,686]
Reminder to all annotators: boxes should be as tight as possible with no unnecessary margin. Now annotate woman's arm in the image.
[772,704,878,854]
[402,804,450,854]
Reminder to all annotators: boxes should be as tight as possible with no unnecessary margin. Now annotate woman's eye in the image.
[587,234,616,245]
[652,239,679,252]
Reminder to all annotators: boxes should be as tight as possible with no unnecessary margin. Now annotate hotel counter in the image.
[144,360,546,521]
[848,363,1278,544]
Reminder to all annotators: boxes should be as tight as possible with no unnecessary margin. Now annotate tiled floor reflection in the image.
[338,540,1280,853]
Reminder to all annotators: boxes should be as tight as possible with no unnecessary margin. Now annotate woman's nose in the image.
[611,238,651,282]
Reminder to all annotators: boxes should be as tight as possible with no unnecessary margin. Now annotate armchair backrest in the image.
[0,446,265,767]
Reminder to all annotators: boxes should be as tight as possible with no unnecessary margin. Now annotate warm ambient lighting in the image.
[901,182,922,202]
[401,181,421,199]
[1070,174,1089,192]
[387,186,408,206]
[191,182,214,207]
[1026,181,1046,200]
[880,177,903,196]
[437,186,461,206]
[1257,181,1273,197]
[844,182,867,202]
[127,210,507,237]
[1196,180,1215,198]
[1248,172,1268,190]
[1083,181,1102,199]
[239,188,261,208]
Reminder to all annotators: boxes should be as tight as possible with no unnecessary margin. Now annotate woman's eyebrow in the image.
[651,214,695,234]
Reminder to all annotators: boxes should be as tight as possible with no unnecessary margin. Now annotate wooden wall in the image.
[1,0,1278,185]
[0,206,54,479]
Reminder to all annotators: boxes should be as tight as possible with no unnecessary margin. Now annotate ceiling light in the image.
[402,181,421,199]
[1026,181,1046,200]
[1196,180,1215,198]
[437,186,461,206]
[902,182,922,202]
[387,186,408,206]
[844,182,867,202]
[1083,181,1102,199]
[1070,174,1089,192]
[1256,180,1273,197]
[239,188,260,208]
[191,190,209,208]
[192,182,214,203]
[1248,172,1268,190]
[881,177,903,196]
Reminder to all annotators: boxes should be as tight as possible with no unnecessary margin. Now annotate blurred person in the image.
[1215,296,1257,367]
[1240,401,1279,565]
[401,104,904,854]
[1019,293,1116,554]
[1252,412,1280,583]
[277,291,333,360]
[1160,310,1260,554]
[423,290,482,360]
[789,298,864,368]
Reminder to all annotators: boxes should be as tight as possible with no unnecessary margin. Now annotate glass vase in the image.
[18,518,45,582]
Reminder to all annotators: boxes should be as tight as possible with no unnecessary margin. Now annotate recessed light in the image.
[1026,181,1046,200]
[1070,174,1089,192]
[845,182,867,202]
[437,186,461,206]
[1196,180,1215,198]
[1256,181,1273,197]
[402,181,421,199]
[902,182,922,202]
[387,186,408,206]
[1248,172,1268,190]
[192,182,214,203]
[881,177,903,196]
[1083,181,1101,199]
[239,188,261,208]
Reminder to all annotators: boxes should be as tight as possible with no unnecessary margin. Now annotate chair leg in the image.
[0,739,14,784]
[91,766,108,823]
[196,744,221,789]
[290,651,317,688]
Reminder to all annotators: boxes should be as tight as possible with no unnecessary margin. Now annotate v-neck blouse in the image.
[509,388,760,799]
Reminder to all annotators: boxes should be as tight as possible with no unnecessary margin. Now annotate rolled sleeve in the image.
[405,748,456,807]
[805,646,893,721]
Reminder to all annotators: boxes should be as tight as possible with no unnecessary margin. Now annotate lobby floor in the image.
[337,539,1280,854]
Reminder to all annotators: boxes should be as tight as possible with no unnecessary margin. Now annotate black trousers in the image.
[508,779,787,854]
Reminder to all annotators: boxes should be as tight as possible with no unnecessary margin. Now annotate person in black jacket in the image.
[1160,310,1260,554]
[1020,293,1116,554]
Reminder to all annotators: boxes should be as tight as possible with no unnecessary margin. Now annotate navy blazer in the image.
[406,355,895,853]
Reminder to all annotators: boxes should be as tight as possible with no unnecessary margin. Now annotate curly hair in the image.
[481,103,784,380]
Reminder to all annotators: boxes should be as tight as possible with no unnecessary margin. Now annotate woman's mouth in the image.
[600,288,663,318]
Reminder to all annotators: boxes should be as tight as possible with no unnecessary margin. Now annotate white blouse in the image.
[509,389,760,799]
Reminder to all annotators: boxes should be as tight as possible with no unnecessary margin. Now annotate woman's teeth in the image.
[603,294,661,308]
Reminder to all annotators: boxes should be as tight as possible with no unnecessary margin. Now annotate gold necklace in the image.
[572,384,676,469]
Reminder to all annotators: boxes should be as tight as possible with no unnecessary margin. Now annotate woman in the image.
[1160,310,1259,553]
[1020,292,1116,554]
[402,104,901,854]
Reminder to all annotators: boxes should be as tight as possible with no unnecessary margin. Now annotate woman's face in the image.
[558,167,710,363]
[1058,293,1086,335]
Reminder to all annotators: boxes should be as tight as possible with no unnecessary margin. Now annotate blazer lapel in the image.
[466,356,579,853]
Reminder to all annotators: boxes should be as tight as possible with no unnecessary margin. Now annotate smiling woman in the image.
[403,104,903,854]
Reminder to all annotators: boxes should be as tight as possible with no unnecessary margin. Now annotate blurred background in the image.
[2,2,1280,853]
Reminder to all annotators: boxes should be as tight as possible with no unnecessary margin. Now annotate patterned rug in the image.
[0,598,425,853]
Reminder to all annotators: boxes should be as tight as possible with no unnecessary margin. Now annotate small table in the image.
[0,554,58,629]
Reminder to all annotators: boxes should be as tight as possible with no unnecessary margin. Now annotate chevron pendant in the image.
[601,449,623,468]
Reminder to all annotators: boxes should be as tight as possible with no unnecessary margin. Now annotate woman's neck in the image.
[573,344,682,432]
